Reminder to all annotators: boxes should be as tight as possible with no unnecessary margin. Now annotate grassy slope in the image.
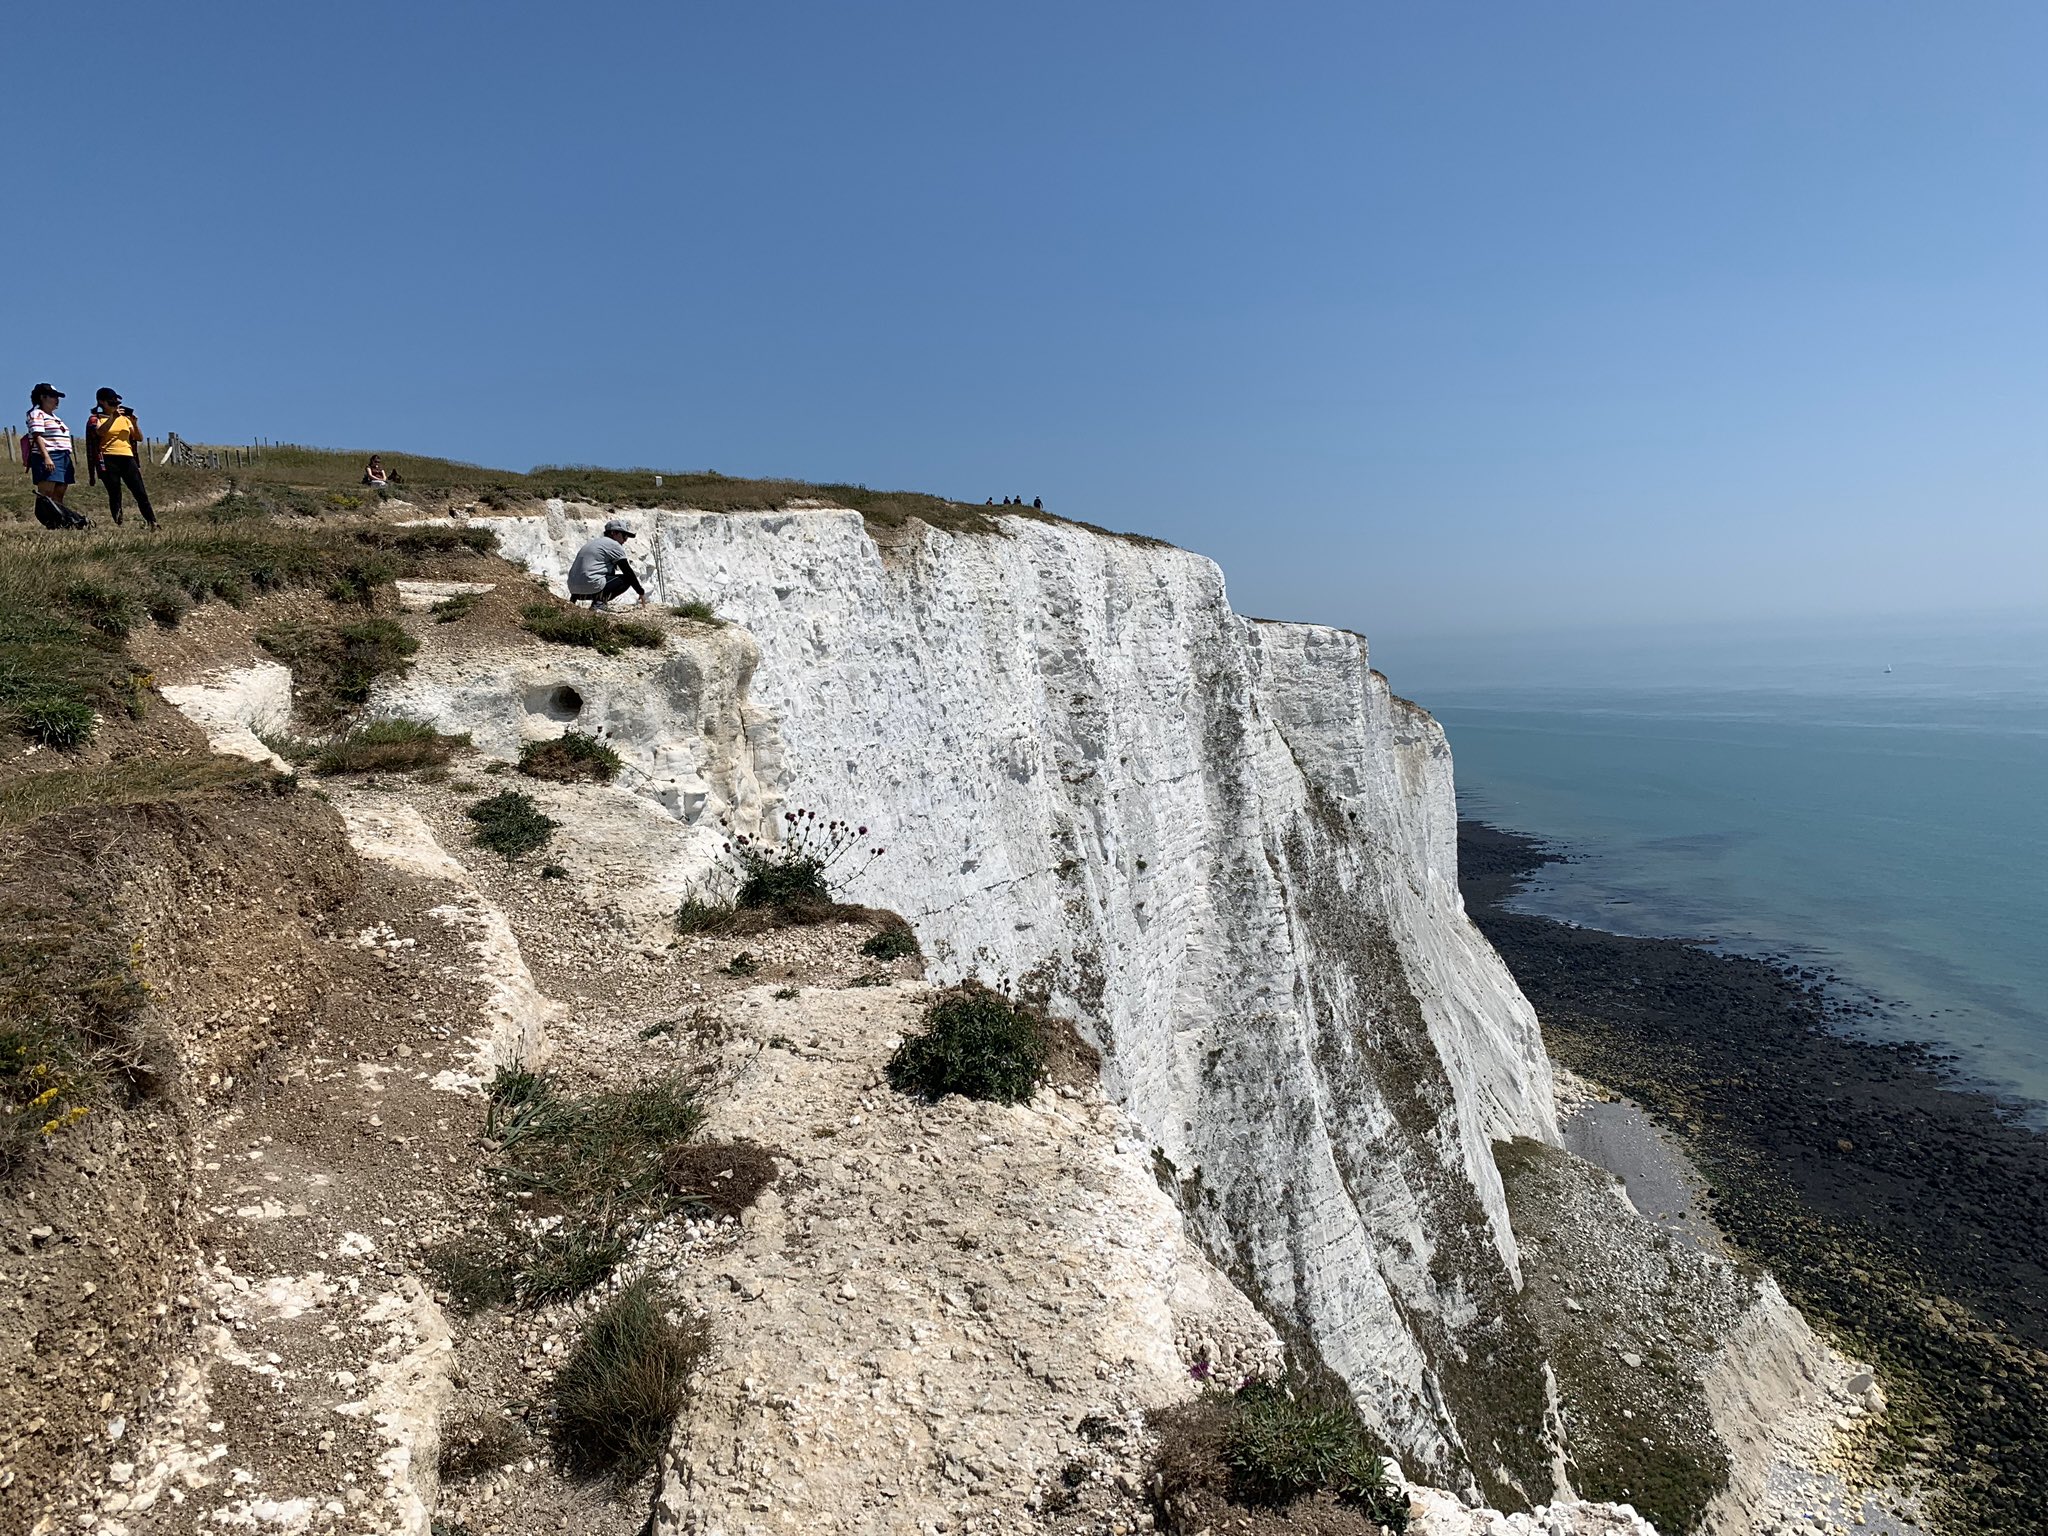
[5,442,1166,543]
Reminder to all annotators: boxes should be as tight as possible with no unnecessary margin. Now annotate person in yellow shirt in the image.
[86,387,156,527]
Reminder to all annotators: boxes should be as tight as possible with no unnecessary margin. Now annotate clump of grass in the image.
[1220,1379,1408,1520]
[518,732,622,783]
[673,891,737,934]
[520,602,664,657]
[9,694,98,750]
[467,790,558,861]
[540,863,569,881]
[431,591,482,624]
[549,1276,705,1484]
[383,526,499,557]
[724,951,758,977]
[886,981,1047,1105]
[457,1067,712,1307]
[1153,1379,1409,1530]
[491,1069,704,1233]
[256,617,420,725]
[860,920,919,962]
[312,718,468,776]
[668,599,721,625]
[518,1224,629,1305]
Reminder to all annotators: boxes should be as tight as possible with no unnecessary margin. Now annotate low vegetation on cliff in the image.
[887,981,1050,1105]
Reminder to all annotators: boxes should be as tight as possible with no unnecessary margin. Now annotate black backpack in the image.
[34,494,88,530]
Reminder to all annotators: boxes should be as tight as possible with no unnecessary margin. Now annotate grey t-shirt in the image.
[567,534,634,596]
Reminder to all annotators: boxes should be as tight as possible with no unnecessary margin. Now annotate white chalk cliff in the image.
[398,502,1556,1504]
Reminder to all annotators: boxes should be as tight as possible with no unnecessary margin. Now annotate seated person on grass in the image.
[566,518,647,612]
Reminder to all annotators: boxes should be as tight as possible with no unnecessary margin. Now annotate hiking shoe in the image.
[591,599,613,613]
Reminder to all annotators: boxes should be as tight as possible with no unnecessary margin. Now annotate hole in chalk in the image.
[524,683,586,722]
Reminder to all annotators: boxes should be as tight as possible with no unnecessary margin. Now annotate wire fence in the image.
[3,428,278,471]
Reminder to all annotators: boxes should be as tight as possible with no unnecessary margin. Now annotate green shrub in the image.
[61,579,139,638]
[431,591,481,623]
[549,1276,705,1483]
[518,732,622,784]
[727,810,883,914]
[724,951,758,977]
[380,526,498,556]
[886,981,1047,1105]
[325,554,399,605]
[520,602,664,657]
[1221,1379,1407,1520]
[860,921,919,962]
[669,599,721,625]
[467,790,558,860]
[312,718,468,776]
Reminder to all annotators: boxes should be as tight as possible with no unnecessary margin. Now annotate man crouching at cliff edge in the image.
[566,518,647,612]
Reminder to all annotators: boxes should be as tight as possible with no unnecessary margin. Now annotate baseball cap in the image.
[603,518,635,538]
[30,383,63,402]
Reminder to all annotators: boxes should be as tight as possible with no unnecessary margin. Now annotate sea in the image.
[1380,611,2048,1122]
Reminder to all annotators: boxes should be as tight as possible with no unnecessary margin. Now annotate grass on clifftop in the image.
[2,441,1168,545]
[519,602,665,657]
[0,513,494,749]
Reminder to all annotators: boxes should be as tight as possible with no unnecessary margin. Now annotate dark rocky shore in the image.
[1459,821,2048,1535]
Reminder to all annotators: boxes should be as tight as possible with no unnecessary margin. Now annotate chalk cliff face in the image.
[475,503,1563,1500]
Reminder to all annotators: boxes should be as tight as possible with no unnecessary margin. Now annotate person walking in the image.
[86,388,156,527]
[25,383,87,527]
[566,518,647,611]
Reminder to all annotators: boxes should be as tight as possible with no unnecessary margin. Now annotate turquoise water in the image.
[1382,613,2048,1116]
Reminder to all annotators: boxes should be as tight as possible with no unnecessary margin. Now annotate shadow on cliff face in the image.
[1154,790,1557,1511]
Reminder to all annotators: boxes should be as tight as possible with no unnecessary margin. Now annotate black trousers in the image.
[101,456,156,525]
[570,571,636,604]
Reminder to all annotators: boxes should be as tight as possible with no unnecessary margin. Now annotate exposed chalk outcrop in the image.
[469,503,1561,1497]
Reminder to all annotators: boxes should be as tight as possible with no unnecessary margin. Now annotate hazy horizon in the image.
[12,2,2047,637]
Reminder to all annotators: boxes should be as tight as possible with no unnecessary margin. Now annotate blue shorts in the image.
[36,449,74,485]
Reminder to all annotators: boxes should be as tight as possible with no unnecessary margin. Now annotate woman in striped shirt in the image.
[26,382,82,526]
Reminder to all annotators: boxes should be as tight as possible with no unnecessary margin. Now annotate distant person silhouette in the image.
[1032,496,1041,510]
[362,454,390,487]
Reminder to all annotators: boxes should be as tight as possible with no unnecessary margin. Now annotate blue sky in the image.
[16,2,2047,642]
